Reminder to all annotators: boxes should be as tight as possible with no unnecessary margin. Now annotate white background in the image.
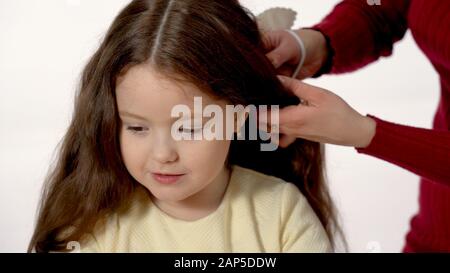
[0,0,439,252]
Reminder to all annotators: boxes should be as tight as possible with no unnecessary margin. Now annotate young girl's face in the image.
[116,63,232,205]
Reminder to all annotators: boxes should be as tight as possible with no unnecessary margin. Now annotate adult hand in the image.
[260,76,377,148]
[263,29,329,79]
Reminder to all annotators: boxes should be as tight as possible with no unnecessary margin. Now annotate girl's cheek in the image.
[120,134,146,169]
[181,139,230,164]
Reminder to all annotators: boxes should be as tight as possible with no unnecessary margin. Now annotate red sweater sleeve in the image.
[311,0,410,74]
[357,116,450,185]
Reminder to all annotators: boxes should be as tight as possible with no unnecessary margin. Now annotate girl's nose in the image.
[150,132,179,164]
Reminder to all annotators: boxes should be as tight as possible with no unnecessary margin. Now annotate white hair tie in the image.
[285,30,306,79]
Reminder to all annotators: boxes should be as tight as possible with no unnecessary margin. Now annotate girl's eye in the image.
[126,126,148,134]
[179,127,202,134]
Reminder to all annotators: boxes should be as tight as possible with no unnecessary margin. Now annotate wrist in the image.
[295,28,331,77]
[355,116,376,148]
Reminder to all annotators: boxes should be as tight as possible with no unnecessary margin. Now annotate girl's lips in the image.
[151,173,185,184]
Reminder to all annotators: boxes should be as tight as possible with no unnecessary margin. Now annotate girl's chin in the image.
[148,190,187,203]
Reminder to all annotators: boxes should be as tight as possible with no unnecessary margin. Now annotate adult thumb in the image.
[266,45,291,69]
[277,75,319,102]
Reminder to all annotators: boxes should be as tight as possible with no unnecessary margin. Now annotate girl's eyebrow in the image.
[119,111,210,124]
[119,111,149,121]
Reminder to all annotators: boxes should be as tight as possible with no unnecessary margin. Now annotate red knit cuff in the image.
[355,114,386,155]
[309,19,349,74]
[355,115,450,184]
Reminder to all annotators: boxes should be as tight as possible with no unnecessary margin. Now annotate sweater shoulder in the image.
[229,165,290,195]
[228,165,302,211]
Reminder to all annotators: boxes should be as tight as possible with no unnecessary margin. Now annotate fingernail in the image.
[277,75,286,82]
[269,58,278,68]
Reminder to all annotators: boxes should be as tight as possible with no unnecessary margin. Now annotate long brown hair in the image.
[29,0,343,252]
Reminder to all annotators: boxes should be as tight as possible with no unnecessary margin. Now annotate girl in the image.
[28,0,341,253]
